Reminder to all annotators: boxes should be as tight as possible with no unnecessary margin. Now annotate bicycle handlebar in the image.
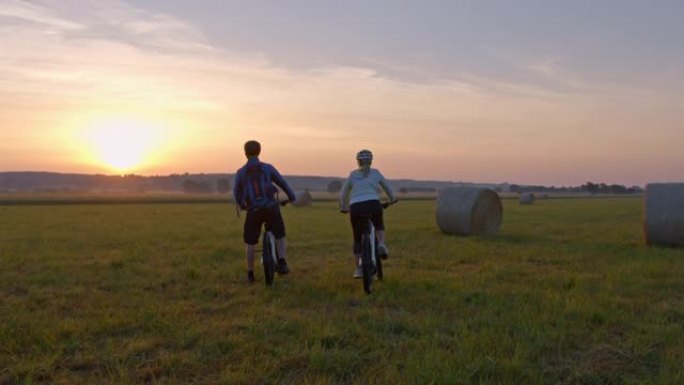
[340,199,398,214]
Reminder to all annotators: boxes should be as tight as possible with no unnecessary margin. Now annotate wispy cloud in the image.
[1,0,585,112]
[0,0,218,110]
[1,1,681,184]
[523,56,594,91]
[0,0,83,29]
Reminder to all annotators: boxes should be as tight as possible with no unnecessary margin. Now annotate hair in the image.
[244,140,261,157]
[358,160,371,177]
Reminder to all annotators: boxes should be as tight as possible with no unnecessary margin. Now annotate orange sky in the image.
[1,1,683,186]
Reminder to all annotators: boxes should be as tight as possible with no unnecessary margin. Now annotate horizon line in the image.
[0,170,648,188]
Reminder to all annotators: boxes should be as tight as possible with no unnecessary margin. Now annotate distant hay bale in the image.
[436,187,502,235]
[291,190,313,207]
[644,183,684,246]
[519,192,535,205]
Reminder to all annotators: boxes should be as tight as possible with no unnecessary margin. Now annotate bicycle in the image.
[236,199,289,287]
[260,200,290,287]
[354,200,397,294]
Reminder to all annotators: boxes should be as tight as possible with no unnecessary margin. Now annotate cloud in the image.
[0,0,218,110]
[525,56,585,88]
[0,0,83,29]
[1,0,682,184]
[1,0,583,114]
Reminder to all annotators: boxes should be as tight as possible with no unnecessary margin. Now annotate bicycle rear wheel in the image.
[262,232,276,287]
[361,232,373,294]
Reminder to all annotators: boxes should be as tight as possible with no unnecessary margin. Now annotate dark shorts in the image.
[349,199,384,254]
[243,204,286,245]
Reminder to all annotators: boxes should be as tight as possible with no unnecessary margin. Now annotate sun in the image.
[84,119,161,173]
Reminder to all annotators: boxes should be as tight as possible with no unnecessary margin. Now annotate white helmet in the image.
[356,149,373,163]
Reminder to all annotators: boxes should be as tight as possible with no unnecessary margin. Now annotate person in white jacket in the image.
[340,149,397,278]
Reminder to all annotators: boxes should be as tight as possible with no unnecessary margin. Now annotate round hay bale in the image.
[291,190,313,207]
[644,183,684,246]
[436,186,502,235]
[519,192,535,205]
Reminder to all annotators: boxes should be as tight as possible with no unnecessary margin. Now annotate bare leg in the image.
[246,244,255,271]
[276,237,287,260]
[375,229,385,245]
[375,229,389,258]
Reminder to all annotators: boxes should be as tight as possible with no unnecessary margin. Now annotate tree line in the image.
[504,182,643,195]
[180,178,643,195]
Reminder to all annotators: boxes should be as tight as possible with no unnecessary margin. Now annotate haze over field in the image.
[1,0,683,186]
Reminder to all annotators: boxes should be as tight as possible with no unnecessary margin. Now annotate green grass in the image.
[0,198,682,384]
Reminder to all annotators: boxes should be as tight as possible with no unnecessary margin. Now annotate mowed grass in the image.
[0,197,682,384]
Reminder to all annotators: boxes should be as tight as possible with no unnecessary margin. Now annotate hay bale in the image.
[519,192,535,205]
[644,183,684,246]
[291,190,313,207]
[436,186,502,235]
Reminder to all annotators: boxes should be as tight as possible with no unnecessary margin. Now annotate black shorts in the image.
[243,204,286,245]
[349,199,384,254]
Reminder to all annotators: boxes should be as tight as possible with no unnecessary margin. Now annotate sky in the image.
[1,0,683,186]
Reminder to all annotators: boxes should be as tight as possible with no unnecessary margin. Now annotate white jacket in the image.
[340,168,395,210]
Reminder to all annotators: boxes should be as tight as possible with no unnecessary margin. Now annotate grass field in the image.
[1,197,682,384]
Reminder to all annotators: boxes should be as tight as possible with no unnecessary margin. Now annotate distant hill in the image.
[0,172,643,197]
[0,171,483,194]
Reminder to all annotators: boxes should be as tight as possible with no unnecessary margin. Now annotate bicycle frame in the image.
[357,200,396,294]
[360,216,375,294]
[236,199,290,287]
[261,199,289,287]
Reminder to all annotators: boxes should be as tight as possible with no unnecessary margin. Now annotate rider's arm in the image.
[339,173,353,212]
[232,168,246,209]
[269,165,297,202]
[377,171,396,202]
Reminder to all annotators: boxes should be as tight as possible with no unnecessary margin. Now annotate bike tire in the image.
[262,232,276,287]
[361,233,373,294]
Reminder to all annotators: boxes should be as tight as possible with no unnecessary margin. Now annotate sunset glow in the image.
[1,1,683,185]
[81,119,162,173]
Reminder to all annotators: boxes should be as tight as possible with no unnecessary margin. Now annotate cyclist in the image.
[233,140,297,283]
[340,149,397,278]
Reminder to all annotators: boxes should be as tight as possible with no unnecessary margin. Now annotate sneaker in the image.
[247,271,255,284]
[277,259,289,275]
[354,266,377,279]
[377,243,389,259]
